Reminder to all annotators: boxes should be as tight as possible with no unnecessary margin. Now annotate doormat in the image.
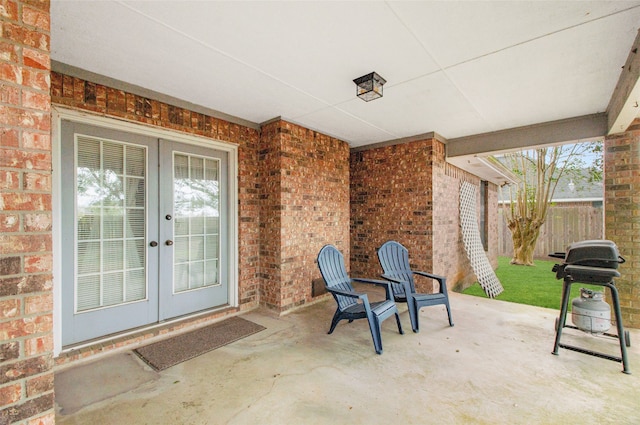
[134,317,265,371]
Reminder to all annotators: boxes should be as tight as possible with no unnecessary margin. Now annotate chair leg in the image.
[368,315,384,355]
[328,310,342,334]
[395,311,404,335]
[444,298,454,327]
[407,299,420,333]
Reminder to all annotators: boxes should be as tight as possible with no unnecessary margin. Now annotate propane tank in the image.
[571,288,611,334]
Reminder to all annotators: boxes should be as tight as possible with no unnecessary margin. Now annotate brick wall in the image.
[0,1,55,424]
[258,121,283,308]
[350,136,497,292]
[432,144,484,291]
[350,138,434,282]
[605,119,640,329]
[260,120,350,310]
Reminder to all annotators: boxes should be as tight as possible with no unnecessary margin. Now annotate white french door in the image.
[60,121,229,346]
[158,140,228,319]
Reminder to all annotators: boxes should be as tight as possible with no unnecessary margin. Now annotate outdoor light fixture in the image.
[353,72,386,102]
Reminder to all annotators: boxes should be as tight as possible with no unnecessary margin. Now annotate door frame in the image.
[52,107,239,356]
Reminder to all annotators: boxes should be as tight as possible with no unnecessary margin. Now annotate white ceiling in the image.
[50,1,640,148]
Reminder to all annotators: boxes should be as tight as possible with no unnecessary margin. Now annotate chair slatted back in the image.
[377,241,416,297]
[317,245,357,311]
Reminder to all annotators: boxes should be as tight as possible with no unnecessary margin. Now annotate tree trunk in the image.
[507,218,542,266]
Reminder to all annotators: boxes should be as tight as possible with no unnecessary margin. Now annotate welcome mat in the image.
[134,317,265,371]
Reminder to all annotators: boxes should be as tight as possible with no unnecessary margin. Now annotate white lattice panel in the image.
[460,181,504,298]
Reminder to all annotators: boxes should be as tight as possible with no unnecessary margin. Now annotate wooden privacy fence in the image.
[498,202,604,259]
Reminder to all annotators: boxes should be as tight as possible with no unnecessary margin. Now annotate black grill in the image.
[550,239,624,283]
[550,239,631,374]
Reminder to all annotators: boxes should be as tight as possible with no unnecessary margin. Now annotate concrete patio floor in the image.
[55,290,640,425]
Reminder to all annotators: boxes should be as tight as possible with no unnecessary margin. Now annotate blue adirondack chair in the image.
[377,240,453,333]
[317,244,403,354]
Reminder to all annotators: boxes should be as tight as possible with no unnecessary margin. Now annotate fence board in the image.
[498,203,604,259]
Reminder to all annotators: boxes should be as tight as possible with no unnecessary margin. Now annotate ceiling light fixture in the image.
[353,72,386,102]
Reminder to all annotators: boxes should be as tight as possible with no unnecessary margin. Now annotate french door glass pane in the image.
[173,153,220,293]
[75,136,147,312]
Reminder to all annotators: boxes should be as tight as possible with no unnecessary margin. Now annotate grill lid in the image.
[550,240,625,282]
[560,240,624,269]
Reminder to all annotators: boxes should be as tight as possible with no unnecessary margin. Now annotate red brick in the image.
[0,148,51,170]
[0,193,51,211]
[0,256,21,275]
[24,254,52,274]
[22,68,50,92]
[72,78,84,103]
[23,152,51,171]
[0,234,52,255]
[0,147,20,167]
[0,213,19,232]
[0,341,19,362]
[1,21,49,50]
[24,334,52,357]
[22,132,50,150]
[61,74,73,98]
[22,90,51,111]
[23,213,51,232]
[24,294,53,314]
[27,411,55,425]
[22,4,50,31]
[0,383,21,405]
[49,71,61,97]
[0,62,22,84]
[0,392,54,423]
[24,254,53,273]
[0,106,49,131]
[0,0,19,21]
[0,314,52,340]
[0,298,20,319]
[0,128,19,147]
[23,48,49,71]
[0,40,19,62]
[20,274,53,294]
[25,374,53,398]
[23,172,51,191]
[0,82,20,104]
[0,170,20,189]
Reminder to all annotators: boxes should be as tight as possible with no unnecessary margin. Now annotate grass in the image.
[460,256,602,310]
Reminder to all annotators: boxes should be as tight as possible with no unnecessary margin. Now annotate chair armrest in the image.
[352,277,390,285]
[380,273,404,284]
[326,287,367,300]
[352,278,395,301]
[413,271,447,293]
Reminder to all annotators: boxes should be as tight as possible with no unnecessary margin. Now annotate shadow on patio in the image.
[55,291,640,425]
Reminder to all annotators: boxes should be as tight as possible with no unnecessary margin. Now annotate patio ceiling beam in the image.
[606,28,640,135]
[446,113,607,158]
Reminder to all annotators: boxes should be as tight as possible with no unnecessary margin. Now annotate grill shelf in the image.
[550,240,631,374]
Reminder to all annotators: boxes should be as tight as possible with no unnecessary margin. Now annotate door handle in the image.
[149,241,158,247]
[165,240,174,246]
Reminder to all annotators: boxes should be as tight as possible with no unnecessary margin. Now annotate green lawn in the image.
[460,256,602,310]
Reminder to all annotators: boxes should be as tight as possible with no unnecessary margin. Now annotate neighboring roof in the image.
[498,168,603,202]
